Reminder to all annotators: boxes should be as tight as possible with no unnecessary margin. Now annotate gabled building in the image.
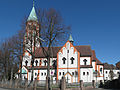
[19,4,105,83]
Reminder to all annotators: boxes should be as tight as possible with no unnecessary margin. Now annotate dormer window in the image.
[62,57,66,64]
[25,60,28,66]
[70,57,75,64]
[44,60,47,66]
[83,59,87,65]
[35,60,38,66]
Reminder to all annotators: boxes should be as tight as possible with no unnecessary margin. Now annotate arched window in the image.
[87,72,89,75]
[35,60,38,66]
[25,60,28,66]
[44,60,47,66]
[62,57,66,64]
[70,57,75,64]
[83,59,87,65]
[52,60,56,67]
[100,68,102,74]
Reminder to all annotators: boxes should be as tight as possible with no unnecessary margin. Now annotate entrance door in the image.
[64,72,73,83]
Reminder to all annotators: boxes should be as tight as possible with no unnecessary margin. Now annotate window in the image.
[41,73,43,76]
[83,72,85,75]
[70,57,75,64]
[83,59,87,65]
[59,72,61,75]
[72,72,74,76]
[44,60,47,66]
[87,72,89,75]
[44,73,46,76]
[63,72,65,75]
[52,60,56,67]
[67,50,69,53]
[62,57,66,64]
[35,60,38,66]
[35,73,37,76]
[106,71,107,74]
[75,71,78,76]
[100,68,102,74]
[25,60,28,66]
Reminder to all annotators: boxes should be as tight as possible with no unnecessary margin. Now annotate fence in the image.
[0,78,99,90]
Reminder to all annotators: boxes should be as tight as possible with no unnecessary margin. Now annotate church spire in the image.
[69,34,74,44]
[33,0,34,7]
[27,0,38,22]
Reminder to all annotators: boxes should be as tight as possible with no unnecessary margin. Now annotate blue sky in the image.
[0,0,120,65]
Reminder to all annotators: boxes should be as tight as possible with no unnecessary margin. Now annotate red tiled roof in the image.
[92,50,103,65]
[35,47,61,58]
[35,45,92,58]
[75,46,92,56]
[103,63,116,69]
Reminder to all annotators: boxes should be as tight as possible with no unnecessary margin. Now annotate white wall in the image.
[58,42,78,68]
[104,69,120,80]
[58,69,78,83]
[80,57,91,65]
[92,61,96,72]
[80,68,93,82]
[22,52,32,66]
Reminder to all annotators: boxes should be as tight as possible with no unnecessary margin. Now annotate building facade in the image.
[19,5,120,83]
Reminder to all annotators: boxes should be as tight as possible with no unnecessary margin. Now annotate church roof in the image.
[35,45,92,58]
[69,34,74,42]
[92,50,103,65]
[27,6,38,22]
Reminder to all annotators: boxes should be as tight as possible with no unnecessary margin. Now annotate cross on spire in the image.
[27,0,38,22]
[33,0,35,7]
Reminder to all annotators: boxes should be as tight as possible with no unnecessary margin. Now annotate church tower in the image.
[24,1,40,52]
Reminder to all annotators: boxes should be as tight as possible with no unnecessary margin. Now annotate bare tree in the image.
[37,8,70,89]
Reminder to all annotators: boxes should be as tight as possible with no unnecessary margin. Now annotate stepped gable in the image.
[35,45,92,58]
[92,50,103,65]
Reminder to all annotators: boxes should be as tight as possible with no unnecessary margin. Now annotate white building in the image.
[18,4,120,83]
[103,63,120,81]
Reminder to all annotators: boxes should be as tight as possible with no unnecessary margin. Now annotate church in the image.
[19,4,105,83]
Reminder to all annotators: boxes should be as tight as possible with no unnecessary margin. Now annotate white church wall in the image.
[92,61,96,72]
[80,57,91,65]
[38,69,55,80]
[22,52,32,66]
[58,42,78,69]
[80,68,93,82]
[28,71,31,81]
[58,69,78,83]
[34,58,40,66]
